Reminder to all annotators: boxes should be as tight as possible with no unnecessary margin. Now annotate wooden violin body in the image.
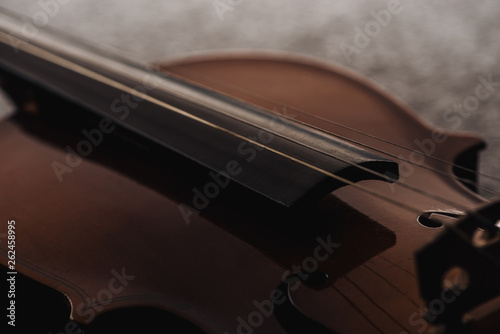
[1,25,500,334]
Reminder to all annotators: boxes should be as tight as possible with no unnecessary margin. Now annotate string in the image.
[0,29,498,234]
[362,262,420,308]
[167,65,500,196]
[332,285,385,333]
[344,275,413,333]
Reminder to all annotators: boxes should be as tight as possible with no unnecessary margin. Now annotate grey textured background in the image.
[1,0,499,196]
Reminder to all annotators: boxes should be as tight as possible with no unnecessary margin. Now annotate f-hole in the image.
[417,211,464,229]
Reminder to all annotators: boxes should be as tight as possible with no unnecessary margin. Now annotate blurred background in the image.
[0,0,499,195]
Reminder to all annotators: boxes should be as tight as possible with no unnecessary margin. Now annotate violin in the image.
[1,7,500,334]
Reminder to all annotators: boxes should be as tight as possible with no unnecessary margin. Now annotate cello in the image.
[0,7,500,334]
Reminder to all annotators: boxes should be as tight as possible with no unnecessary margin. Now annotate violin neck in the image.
[0,10,398,207]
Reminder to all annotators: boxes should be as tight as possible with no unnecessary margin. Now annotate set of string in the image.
[2,25,498,248]
[162,64,500,236]
[171,64,500,198]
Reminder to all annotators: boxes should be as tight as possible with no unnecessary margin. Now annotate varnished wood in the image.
[1,50,498,333]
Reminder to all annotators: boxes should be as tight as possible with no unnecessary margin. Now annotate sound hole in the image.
[417,211,464,229]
